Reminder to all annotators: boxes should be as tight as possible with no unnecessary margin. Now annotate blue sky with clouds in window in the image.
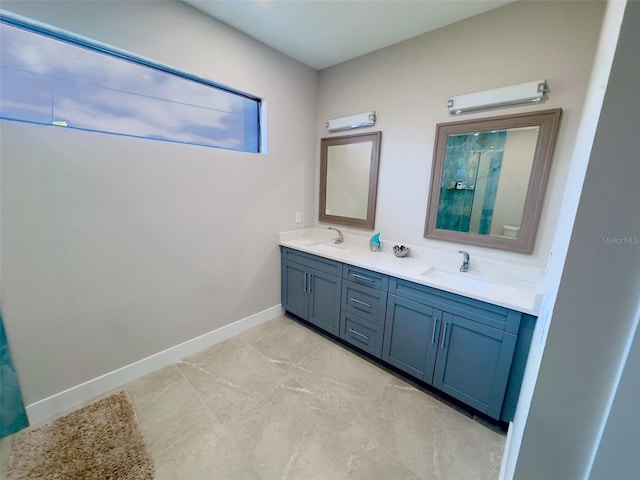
[0,22,259,151]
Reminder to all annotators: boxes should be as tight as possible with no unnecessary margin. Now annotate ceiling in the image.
[182,0,516,70]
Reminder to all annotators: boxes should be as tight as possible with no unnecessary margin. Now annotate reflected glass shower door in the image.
[1,315,28,438]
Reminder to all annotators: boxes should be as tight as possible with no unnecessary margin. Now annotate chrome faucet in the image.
[328,227,344,244]
[458,250,470,272]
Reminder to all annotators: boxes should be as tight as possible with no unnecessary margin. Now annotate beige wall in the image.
[491,128,539,236]
[0,0,318,404]
[0,0,608,420]
[316,0,605,268]
[510,1,640,477]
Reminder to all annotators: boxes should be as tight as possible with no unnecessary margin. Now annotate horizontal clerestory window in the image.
[0,14,262,153]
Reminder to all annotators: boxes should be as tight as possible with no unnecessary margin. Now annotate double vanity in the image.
[295,107,561,424]
[280,229,541,423]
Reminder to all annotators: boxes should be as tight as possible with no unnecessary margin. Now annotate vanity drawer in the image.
[342,280,387,325]
[343,265,389,291]
[281,246,342,276]
[340,312,383,357]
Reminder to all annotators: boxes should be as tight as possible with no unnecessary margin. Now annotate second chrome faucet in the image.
[458,250,470,272]
[328,227,344,244]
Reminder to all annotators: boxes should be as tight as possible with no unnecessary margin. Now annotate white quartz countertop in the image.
[280,228,544,316]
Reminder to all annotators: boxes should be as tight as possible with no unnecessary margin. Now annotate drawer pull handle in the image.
[350,298,372,309]
[351,273,375,283]
[348,328,369,340]
[441,321,448,349]
[431,318,439,344]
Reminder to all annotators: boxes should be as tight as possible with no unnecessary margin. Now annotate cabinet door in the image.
[382,295,441,382]
[433,313,517,419]
[308,269,342,336]
[282,261,309,320]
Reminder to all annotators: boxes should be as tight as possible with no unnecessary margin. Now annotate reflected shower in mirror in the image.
[437,127,539,236]
[320,131,381,230]
[425,109,562,253]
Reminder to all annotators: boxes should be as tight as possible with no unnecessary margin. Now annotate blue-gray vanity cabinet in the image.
[339,266,389,357]
[383,278,520,420]
[281,247,342,336]
[382,295,440,380]
[432,313,517,419]
[281,247,534,423]
[501,314,536,422]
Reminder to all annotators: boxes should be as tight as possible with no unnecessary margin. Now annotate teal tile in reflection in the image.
[0,317,28,438]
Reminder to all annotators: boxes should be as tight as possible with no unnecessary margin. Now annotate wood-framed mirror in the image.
[319,131,381,230]
[424,109,562,253]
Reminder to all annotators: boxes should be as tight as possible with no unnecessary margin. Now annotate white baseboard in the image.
[26,305,282,425]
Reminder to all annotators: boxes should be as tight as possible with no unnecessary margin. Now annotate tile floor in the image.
[0,315,505,479]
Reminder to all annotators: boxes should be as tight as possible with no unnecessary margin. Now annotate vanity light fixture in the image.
[326,111,376,132]
[448,80,548,115]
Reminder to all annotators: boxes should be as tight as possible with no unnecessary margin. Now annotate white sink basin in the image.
[421,267,493,291]
[420,267,535,298]
[302,241,348,256]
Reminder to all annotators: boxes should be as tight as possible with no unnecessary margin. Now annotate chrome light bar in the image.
[326,111,376,132]
[448,81,548,115]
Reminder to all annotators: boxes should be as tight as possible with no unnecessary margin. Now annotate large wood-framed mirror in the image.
[319,131,381,230]
[424,109,562,253]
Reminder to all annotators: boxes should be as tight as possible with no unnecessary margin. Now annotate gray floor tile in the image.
[353,376,504,480]
[2,315,505,480]
[175,339,290,425]
[239,316,332,372]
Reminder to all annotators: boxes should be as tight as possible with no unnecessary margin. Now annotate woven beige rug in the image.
[7,391,154,479]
